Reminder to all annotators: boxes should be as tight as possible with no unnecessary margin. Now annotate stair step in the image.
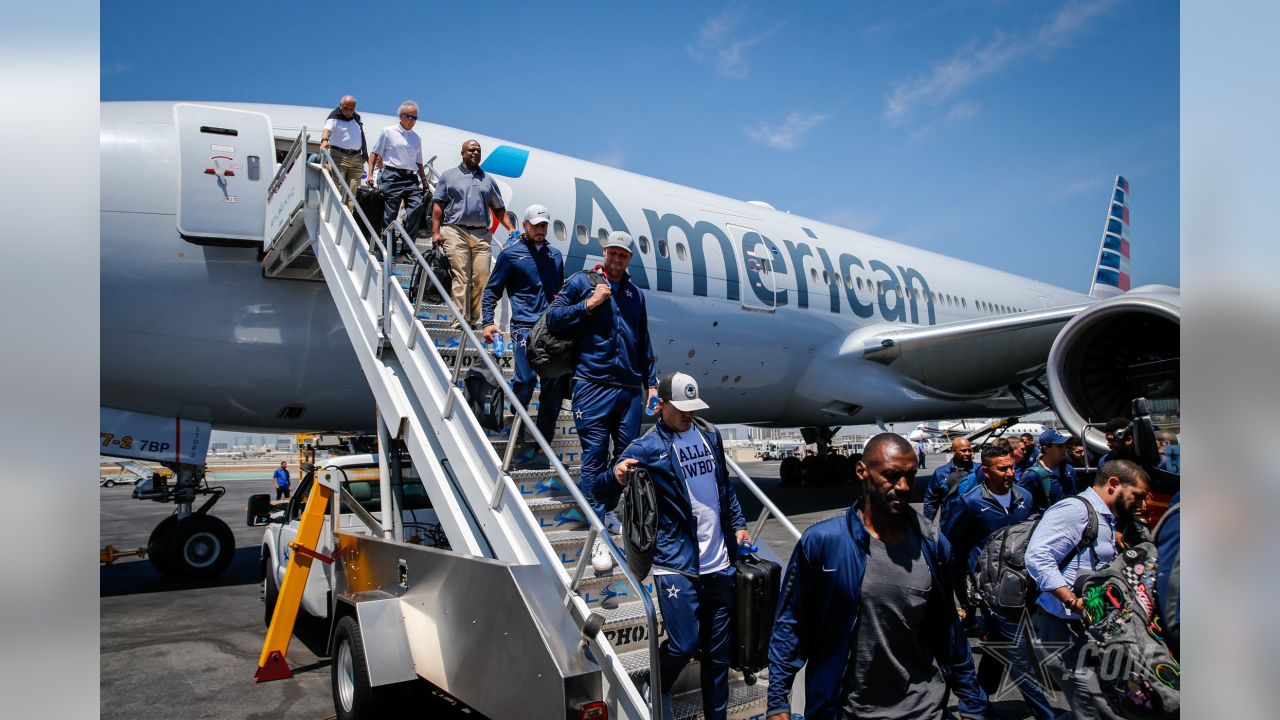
[670,680,768,720]
[600,601,665,654]
[509,467,581,497]
[525,496,589,530]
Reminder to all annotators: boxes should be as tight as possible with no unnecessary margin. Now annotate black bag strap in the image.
[1057,495,1099,571]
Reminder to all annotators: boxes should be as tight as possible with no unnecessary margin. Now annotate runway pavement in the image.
[101,453,1057,719]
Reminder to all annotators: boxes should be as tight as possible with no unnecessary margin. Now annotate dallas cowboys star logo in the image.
[979,609,1072,705]
[666,585,680,599]
[625,288,634,298]
[574,409,584,419]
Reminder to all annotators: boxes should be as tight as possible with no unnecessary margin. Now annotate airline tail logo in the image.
[1089,175,1131,299]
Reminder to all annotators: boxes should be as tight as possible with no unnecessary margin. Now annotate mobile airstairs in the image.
[253,126,802,719]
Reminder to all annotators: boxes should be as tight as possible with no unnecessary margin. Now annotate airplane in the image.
[100,101,1180,574]
[906,419,1047,443]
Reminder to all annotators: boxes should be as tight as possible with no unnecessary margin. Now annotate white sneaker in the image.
[591,536,615,574]
[603,510,623,535]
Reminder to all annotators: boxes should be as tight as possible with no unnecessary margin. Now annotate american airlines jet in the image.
[99,101,1178,574]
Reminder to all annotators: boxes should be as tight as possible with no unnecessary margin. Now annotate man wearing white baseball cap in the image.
[481,204,569,468]
[601,372,750,720]
[545,230,659,552]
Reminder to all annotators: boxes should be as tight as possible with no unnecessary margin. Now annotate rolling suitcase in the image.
[731,553,782,684]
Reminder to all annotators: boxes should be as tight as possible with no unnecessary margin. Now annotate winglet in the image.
[1088,175,1131,299]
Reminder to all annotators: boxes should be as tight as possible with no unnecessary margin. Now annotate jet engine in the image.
[1047,286,1180,453]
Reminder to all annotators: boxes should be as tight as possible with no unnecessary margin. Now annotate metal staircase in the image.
[259,129,800,719]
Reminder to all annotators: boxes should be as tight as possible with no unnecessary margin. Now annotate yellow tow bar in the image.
[100,545,146,565]
[254,470,333,683]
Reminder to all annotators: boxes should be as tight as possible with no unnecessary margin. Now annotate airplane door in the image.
[729,224,777,313]
[173,103,275,245]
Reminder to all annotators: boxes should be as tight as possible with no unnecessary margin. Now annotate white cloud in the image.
[687,9,786,79]
[589,146,627,170]
[744,112,830,150]
[884,0,1115,129]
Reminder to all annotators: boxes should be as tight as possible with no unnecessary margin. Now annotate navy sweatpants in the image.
[655,568,735,720]
[572,379,642,521]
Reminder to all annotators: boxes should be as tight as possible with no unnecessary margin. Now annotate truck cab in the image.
[257,453,444,622]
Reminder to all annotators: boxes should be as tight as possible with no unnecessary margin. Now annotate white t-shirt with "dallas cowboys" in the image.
[654,427,729,576]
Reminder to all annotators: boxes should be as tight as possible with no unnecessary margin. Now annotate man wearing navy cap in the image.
[1017,428,1077,511]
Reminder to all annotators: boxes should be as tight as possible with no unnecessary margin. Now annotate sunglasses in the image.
[401,113,418,121]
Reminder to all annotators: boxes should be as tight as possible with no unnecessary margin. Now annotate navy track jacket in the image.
[544,267,658,388]
[593,419,747,577]
[766,502,991,719]
[480,234,564,329]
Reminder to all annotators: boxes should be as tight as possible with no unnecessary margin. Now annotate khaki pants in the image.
[329,149,364,207]
[440,224,492,326]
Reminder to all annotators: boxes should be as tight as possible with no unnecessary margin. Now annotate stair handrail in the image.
[382,215,664,720]
[725,457,802,543]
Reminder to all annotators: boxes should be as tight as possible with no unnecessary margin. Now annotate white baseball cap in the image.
[522,204,551,225]
[601,230,634,253]
[659,372,709,411]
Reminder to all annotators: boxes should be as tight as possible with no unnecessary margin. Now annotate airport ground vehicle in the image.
[253,453,445,624]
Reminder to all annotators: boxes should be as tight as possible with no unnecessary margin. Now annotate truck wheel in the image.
[103,479,116,488]
[779,456,801,486]
[165,515,236,580]
[147,515,179,576]
[332,616,385,720]
[262,554,279,628]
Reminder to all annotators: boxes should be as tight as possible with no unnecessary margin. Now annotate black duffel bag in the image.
[415,244,453,305]
[355,184,385,238]
[527,270,604,379]
[622,465,658,581]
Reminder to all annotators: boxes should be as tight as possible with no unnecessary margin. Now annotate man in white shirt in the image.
[369,100,429,242]
[608,373,751,720]
[319,95,367,207]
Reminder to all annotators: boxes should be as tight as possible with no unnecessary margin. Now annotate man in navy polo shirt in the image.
[481,204,568,468]
[1018,428,1077,511]
[605,373,750,720]
[545,231,658,554]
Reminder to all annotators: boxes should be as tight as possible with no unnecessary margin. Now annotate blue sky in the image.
[101,0,1178,291]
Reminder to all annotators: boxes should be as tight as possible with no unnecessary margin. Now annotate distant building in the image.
[275,437,294,453]
[210,441,229,452]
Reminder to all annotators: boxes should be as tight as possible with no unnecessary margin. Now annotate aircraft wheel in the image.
[332,616,387,720]
[147,515,179,576]
[800,455,822,485]
[779,457,801,486]
[162,515,236,580]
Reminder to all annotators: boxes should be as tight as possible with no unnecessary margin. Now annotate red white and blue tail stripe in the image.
[1089,175,1131,299]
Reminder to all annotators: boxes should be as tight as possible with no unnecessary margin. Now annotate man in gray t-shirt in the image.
[431,139,516,327]
[841,529,947,719]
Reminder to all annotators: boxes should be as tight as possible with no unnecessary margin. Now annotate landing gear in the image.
[779,456,802,486]
[134,462,235,580]
[797,426,856,485]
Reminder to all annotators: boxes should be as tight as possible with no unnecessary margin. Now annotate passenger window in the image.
[822,271,830,285]
[638,235,650,254]
[676,242,687,261]
[598,228,609,243]
[553,220,567,242]
[657,239,669,257]
[961,297,967,308]
[812,268,820,283]
[576,224,588,245]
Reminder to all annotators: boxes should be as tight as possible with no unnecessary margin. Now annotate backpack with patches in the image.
[527,270,606,379]
[974,495,1097,614]
[1073,542,1180,719]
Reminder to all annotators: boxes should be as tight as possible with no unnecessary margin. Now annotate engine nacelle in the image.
[1047,286,1180,453]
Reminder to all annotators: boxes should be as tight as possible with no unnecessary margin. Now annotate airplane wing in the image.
[847,304,1092,397]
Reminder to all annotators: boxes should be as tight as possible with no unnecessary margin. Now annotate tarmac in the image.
[100,453,1061,719]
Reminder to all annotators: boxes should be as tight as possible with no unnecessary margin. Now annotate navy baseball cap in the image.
[1039,428,1071,445]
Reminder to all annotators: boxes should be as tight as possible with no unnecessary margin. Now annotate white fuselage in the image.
[101,102,1092,432]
